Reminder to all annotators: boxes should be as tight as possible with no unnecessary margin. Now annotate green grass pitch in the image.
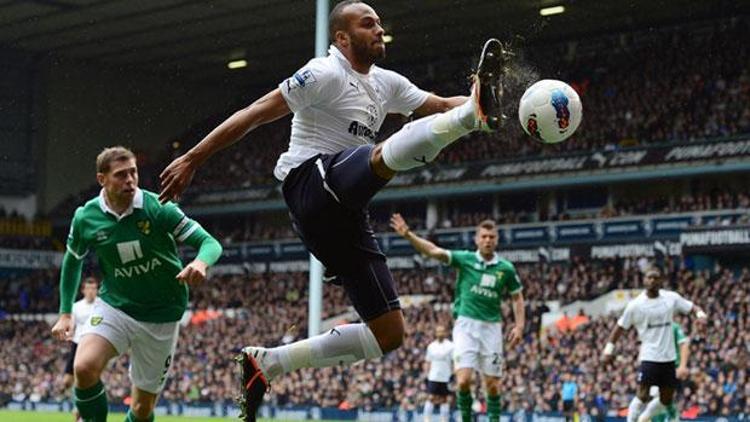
[0,410,330,422]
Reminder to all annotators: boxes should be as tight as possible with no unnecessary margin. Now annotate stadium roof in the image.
[0,0,747,82]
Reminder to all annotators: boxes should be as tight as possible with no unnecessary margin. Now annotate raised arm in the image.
[389,213,450,264]
[159,88,291,202]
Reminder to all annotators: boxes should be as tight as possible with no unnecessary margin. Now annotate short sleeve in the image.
[66,208,89,260]
[158,201,201,243]
[671,291,694,314]
[279,58,338,113]
[447,250,471,268]
[425,344,434,361]
[503,261,523,294]
[617,302,635,329]
[382,70,429,115]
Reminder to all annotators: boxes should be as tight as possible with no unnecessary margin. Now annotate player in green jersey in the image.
[651,322,691,422]
[51,146,223,422]
[390,214,525,422]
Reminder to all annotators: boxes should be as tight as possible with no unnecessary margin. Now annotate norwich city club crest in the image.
[90,316,103,326]
[137,220,151,235]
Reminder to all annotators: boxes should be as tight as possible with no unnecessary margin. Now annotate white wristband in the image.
[603,342,615,356]
[696,310,707,319]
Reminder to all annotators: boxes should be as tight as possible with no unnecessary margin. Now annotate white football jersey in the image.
[426,339,454,383]
[71,298,97,344]
[274,45,429,181]
[617,289,693,362]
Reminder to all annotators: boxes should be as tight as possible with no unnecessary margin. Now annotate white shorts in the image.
[81,299,180,394]
[452,316,503,376]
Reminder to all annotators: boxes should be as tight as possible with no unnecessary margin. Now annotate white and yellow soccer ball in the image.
[518,79,582,144]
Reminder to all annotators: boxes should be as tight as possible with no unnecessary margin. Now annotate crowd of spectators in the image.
[43,16,750,222]
[2,258,748,417]
[193,185,750,243]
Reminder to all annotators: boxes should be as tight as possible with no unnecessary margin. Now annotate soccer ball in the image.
[518,79,582,144]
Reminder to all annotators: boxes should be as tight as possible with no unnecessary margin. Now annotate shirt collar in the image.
[98,188,143,220]
[475,250,499,266]
[329,44,371,77]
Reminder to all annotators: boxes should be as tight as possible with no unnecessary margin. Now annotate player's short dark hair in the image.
[82,276,98,286]
[329,0,362,42]
[477,219,498,231]
[96,146,135,174]
[645,267,662,278]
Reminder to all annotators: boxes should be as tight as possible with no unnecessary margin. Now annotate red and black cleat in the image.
[235,349,269,422]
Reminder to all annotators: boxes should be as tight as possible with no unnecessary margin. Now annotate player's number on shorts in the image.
[159,355,172,386]
[492,353,501,365]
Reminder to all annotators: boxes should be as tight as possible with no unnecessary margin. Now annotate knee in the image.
[131,399,155,420]
[456,375,472,392]
[368,311,406,353]
[370,144,397,180]
[375,323,405,353]
[73,360,101,387]
[659,393,673,405]
[486,381,500,397]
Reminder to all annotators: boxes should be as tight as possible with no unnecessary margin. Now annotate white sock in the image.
[638,398,667,422]
[272,324,382,378]
[627,397,645,422]
[439,402,450,422]
[424,400,434,422]
[381,98,477,171]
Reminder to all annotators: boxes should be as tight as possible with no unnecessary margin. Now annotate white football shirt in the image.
[274,45,429,181]
[617,289,694,362]
[71,298,97,344]
[426,339,454,383]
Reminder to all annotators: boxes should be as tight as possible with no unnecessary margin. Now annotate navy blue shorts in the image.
[637,361,678,388]
[282,145,401,321]
[426,380,451,396]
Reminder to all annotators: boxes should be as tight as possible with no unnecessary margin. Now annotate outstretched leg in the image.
[373,38,512,177]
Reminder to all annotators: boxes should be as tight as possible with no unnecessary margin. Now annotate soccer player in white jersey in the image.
[602,268,707,422]
[158,1,518,420]
[424,325,454,422]
[62,277,98,422]
[63,277,99,390]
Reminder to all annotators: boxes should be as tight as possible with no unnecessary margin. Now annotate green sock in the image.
[667,404,678,421]
[487,395,501,422]
[457,390,473,422]
[125,409,155,422]
[74,381,108,422]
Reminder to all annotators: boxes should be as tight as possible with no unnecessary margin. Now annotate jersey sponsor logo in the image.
[113,257,163,278]
[116,240,143,264]
[137,220,151,235]
[285,69,317,92]
[480,273,497,288]
[646,321,671,329]
[90,316,103,326]
[347,120,378,141]
[470,284,499,299]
